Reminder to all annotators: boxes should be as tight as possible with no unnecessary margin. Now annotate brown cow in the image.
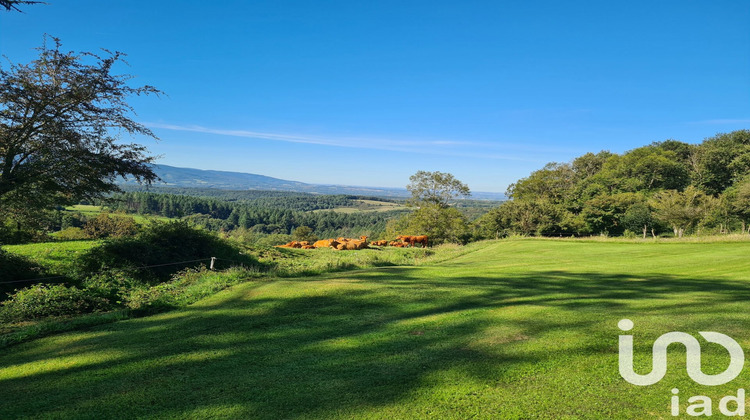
[342,242,359,250]
[350,239,369,250]
[396,235,428,248]
[331,237,368,250]
[313,238,339,248]
[411,235,428,248]
[396,235,414,247]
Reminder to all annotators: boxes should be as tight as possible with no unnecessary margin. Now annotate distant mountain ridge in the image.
[119,164,506,200]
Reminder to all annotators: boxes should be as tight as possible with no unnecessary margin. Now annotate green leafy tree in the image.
[601,146,690,192]
[620,203,657,238]
[291,225,318,243]
[689,131,750,196]
[394,204,470,245]
[0,37,160,223]
[477,199,583,237]
[572,151,613,180]
[406,170,470,207]
[507,162,576,204]
[650,186,716,237]
[581,192,645,236]
[723,178,750,233]
[652,139,693,163]
[396,171,471,244]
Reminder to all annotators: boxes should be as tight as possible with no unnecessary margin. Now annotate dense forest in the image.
[81,192,407,239]
[475,130,750,238]
[103,190,389,213]
[117,187,394,211]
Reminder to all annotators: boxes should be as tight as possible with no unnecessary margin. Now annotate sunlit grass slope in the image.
[3,239,750,419]
[3,240,100,275]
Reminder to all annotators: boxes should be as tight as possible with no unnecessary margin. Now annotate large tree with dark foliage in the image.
[0,0,43,12]
[0,37,160,217]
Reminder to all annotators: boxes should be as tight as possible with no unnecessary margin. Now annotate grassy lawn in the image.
[66,204,104,215]
[2,240,100,275]
[3,238,750,418]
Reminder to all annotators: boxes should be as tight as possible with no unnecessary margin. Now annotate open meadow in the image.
[311,199,409,214]
[3,238,750,419]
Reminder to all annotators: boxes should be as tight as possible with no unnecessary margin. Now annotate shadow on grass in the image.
[1,268,749,418]
[0,251,49,300]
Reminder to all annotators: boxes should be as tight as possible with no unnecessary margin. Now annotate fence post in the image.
[210,257,216,270]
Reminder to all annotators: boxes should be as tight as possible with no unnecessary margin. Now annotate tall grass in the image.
[257,244,473,277]
[538,233,750,244]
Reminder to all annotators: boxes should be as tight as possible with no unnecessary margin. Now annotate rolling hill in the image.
[119,164,506,200]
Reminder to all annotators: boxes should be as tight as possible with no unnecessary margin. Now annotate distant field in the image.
[64,205,172,224]
[313,199,409,213]
[3,238,750,418]
[66,204,102,215]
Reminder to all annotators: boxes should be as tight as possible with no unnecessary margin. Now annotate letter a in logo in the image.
[618,319,744,386]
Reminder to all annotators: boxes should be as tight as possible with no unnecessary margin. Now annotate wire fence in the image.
[0,256,253,286]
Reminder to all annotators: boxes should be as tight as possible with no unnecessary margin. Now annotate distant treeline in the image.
[112,187,500,220]
[475,130,750,237]
[117,186,400,211]
[98,192,403,238]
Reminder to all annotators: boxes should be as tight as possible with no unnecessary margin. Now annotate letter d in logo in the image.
[618,319,744,386]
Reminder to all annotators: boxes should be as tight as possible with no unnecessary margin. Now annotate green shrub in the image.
[81,270,142,304]
[622,229,637,239]
[76,221,259,284]
[0,284,111,323]
[125,266,256,313]
[83,213,139,239]
[55,227,91,241]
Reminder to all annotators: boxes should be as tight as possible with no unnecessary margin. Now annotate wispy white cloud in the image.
[691,119,750,125]
[143,122,569,162]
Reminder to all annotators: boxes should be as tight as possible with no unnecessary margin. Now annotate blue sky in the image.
[2,1,749,193]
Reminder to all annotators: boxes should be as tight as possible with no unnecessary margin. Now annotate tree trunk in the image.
[651,228,656,238]
[642,225,647,239]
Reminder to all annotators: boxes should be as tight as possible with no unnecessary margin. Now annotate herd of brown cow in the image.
[275,234,428,250]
